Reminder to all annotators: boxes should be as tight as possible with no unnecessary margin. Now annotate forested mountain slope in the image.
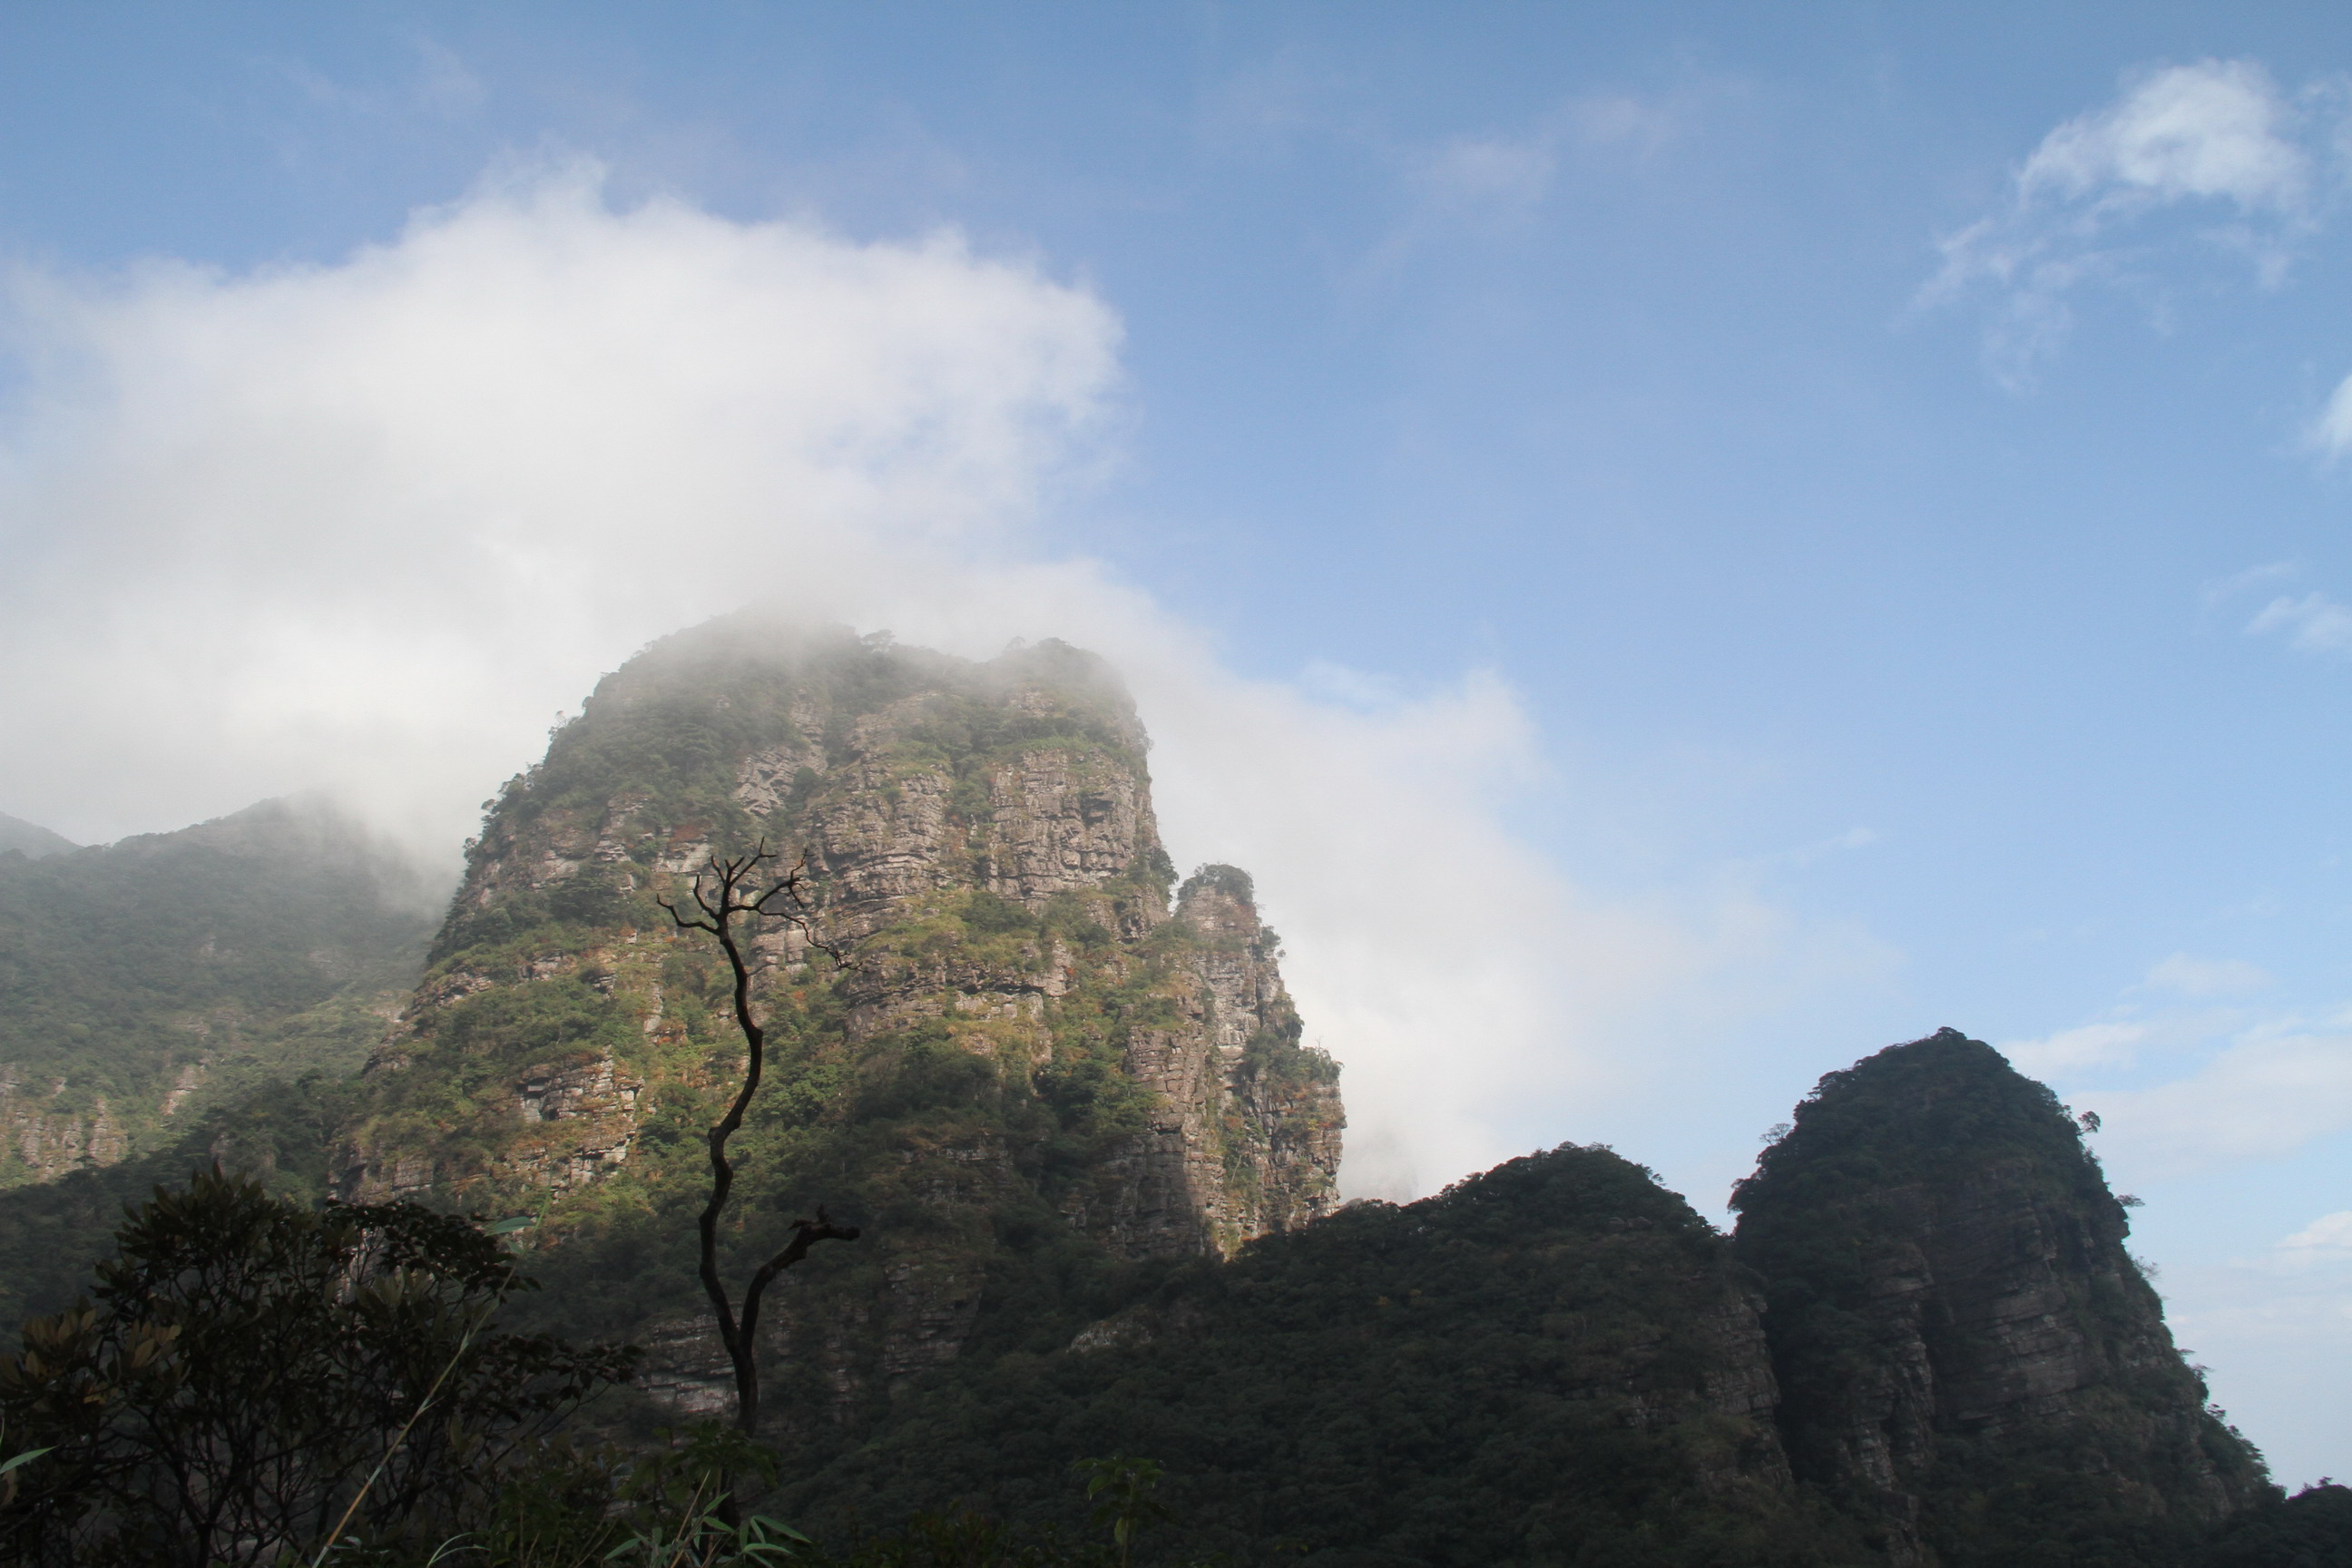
[0,619,2301,1566]
[0,797,435,1190]
[777,1142,1880,1568]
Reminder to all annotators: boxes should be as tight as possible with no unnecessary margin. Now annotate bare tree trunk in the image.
[661,846,858,1515]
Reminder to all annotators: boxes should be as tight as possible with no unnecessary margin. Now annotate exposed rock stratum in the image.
[334,616,1342,1417]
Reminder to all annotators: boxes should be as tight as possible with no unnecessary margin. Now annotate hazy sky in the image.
[6,2,2352,1484]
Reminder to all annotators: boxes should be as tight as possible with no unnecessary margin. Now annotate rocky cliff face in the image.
[1732,1029,2267,1567]
[1063,866,1344,1258]
[336,616,1341,1416]
[0,1069,128,1180]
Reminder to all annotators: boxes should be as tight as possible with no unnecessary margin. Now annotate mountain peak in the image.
[1734,1030,2268,1565]
[334,618,1341,1416]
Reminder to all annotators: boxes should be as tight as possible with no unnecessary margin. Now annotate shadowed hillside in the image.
[774,1142,1879,1567]
[1733,1029,2269,1567]
[0,623,2299,1566]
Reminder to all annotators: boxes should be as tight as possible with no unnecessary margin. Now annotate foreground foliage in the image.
[2199,1483,2352,1568]
[0,1152,2340,1567]
[0,1168,634,1566]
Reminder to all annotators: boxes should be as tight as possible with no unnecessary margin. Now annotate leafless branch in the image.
[654,840,858,1494]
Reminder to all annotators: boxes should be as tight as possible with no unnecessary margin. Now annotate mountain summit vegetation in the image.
[0,617,2337,1565]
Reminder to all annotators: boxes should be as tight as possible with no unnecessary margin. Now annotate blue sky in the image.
[6,2,2352,1484]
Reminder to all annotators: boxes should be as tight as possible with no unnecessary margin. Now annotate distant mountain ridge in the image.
[0,812,75,860]
[0,797,436,1191]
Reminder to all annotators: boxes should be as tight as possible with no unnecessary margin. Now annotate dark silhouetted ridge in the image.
[1734,1028,2268,1567]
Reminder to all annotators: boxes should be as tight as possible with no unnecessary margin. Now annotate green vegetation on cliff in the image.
[328,618,1340,1467]
[0,617,2301,1565]
[2200,1483,2352,1567]
[0,1072,358,1326]
[428,623,1162,968]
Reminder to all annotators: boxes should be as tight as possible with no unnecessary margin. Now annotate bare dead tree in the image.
[657,843,858,1453]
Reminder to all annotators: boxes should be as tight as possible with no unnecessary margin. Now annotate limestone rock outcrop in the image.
[1066,867,1343,1257]
[333,615,1342,1413]
[0,1070,127,1178]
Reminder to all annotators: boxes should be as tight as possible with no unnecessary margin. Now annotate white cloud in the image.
[2164,1259,2352,1486]
[277,34,488,122]
[1296,657,1408,711]
[2203,559,2299,605]
[2309,371,2352,458]
[1387,86,1696,254]
[0,162,1118,852]
[1421,134,1559,211]
[2088,1020,2352,1175]
[0,162,1884,1202]
[2018,59,2308,211]
[1568,92,1685,153]
[1410,91,1686,216]
[2003,1021,2150,1077]
[1925,59,2336,387]
[2279,1210,2352,1261]
[2248,591,2352,656]
[2145,953,2273,997]
[1740,825,1879,872]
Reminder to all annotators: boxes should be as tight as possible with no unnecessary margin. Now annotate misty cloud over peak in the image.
[0,162,1119,851]
[0,164,1878,1206]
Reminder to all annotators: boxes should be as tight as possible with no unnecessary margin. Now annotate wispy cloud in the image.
[2307,368,2352,459]
[1925,59,2343,388]
[2218,564,2352,662]
[2018,59,2311,213]
[1409,91,1687,217]
[1418,133,1559,213]
[1368,85,1703,271]
[2004,1020,2151,1077]
[2248,591,2352,656]
[1735,825,1880,873]
[2004,981,2352,1180]
[2164,1253,2352,1486]
[2082,1017,2352,1175]
[2145,953,2273,998]
[2203,559,2299,608]
[272,34,488,122]
[2278,1210,2352,1267]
